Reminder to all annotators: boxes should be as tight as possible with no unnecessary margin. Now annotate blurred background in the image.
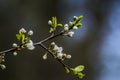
[0,0,120,80]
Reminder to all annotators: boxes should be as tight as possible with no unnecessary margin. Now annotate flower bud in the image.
[48,20,52,25]
[53,45,59,51]
[43,53,47,60]
[13,51,18,56]
[51,42,55,46]
[63,53,67,57]
[19,28,26,33]
[66,55,71,59]
[67,31,74,37]
[0,64,6,70]
[26,40,35,50]
[57,53,63,59]
[28,30,33,35]
[73,16,77,19]
[64,26,69,31]
[12,43,18,48]
[64,24,69,31]
[73,26,78,30]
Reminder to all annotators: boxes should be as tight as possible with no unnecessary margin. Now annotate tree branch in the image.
[39,43,71,70]
[0,30,65,55]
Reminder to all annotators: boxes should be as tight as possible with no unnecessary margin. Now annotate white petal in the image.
[12,43,17,48]
[19,28,26,33]
[28,30,33,35]
[48,20,52,25]
[26,40,35,50]
[57,53,63,59]
[73,26,78,30]
[53,45,59,51]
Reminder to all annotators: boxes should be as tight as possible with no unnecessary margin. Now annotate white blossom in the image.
[12,43,17,48]
[73,26,78,30]
[57,53,63,59]
[51,42,55,46]
[73,16,77,20]
[64,24,69,31]
[53,45,63,53]
[64,26,69,31]
[19,28,26,33]
[64,24,69,27]
[0,64,6,70]
[43,53,47,60]
[53,45,59,51]
[63,53,67,57]
[67,31,74,37]
[28,30,33,35]
[66,55,71,59]
[13,51,18,56]
[57,47,63,53]
[48,20,52,25]
[26,40,35,50]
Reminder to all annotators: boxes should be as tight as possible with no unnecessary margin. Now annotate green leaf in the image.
[74,65,85,72]
[16,33,25,43]
[69,21,74,27]
[52,17,57,28]
[49,28,54,33]
[65,67,70,73]
[78,15,83,20]
[76,23,82,28]
[57,24,63,27]
[21,34,25,43]
[77,73,85,78]
[16,34,21,41]
[25,37,30,43]
[72,69,78,75]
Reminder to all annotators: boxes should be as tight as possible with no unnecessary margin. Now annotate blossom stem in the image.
[39,43,71,70]
[0,25,74,55]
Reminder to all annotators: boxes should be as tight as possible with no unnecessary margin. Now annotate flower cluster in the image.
[42,42,72,60]
[48,17,63,33]
[65,65,85,78]
[51,42,71,60]
[12,28,35,56]
[0,54,6,70]
[63,16,83,37]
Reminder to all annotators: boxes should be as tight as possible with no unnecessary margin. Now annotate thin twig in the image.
[0,31,65,55]
[39,43,71,70]
[0,48,16,54]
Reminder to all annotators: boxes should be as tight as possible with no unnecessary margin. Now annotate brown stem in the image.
[39,43,71,70]
[0,30,65,55]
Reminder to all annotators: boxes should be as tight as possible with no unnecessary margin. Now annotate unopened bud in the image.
[28,30,33,35]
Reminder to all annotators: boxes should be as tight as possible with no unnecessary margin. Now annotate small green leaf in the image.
[16,34,21,41]
[57,24,63,27]
[65,67,70,73]
[74,65,85,72]
[77,73,85,78]
[69,21,74,27]
[72,69,78,75]
[76,23,82,28]
[52,17,57,28]
[16,33,25,43]
[49,28,54,33]
[78,15,83,20]
[21,34,25,43]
